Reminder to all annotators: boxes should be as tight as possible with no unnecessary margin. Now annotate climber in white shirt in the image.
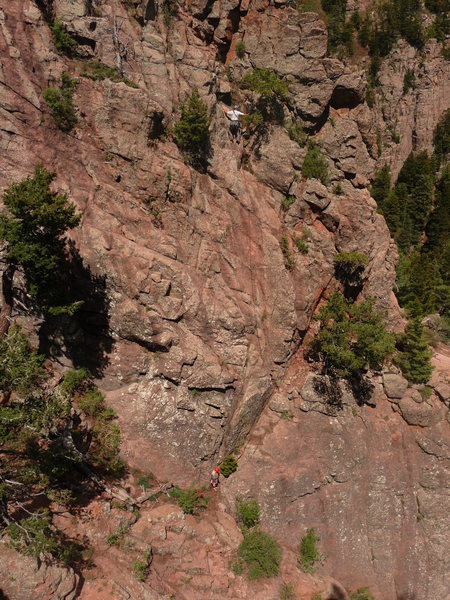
[223,104,245,143]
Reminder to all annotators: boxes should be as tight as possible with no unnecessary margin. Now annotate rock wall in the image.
[0,0,449,598]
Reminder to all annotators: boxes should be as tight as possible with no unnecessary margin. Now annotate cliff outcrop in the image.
[0,0,448,598]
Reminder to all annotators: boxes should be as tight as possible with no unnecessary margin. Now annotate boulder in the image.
[302,178,332,211]
[398,394,434,427]
[434,382,450,406]
[383,373,408,400]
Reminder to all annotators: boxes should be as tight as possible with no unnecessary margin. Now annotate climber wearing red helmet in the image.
[211,466,220,490]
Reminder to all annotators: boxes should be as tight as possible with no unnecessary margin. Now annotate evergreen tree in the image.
[173,89,211,167]
[371,164,391,207]
[396,306,433,383]
[0,165,81,315]
[425,166,450,254]
[311,291,395,379]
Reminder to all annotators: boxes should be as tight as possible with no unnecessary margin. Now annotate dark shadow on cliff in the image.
[39,242,113,377]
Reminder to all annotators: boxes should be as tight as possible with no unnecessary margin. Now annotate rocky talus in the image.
[0,0,449,598]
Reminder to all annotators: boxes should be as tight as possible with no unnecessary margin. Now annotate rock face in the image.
[0,0,449,598]
[0,546,79,600]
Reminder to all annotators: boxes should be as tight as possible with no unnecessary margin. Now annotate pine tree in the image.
[0,165,81,314]
[371,164,391,207]
[173,89,210,167]
[396,306,433,383]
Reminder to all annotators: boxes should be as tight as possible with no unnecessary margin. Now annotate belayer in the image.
[211,466,220,490]
[223,104,245,143]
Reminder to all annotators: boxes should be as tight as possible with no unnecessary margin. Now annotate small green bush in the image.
[235,39,246,58]
[350,588,375,600]
[220,455,238,477]
[280,236,295,270]
[106,525,129,547]
[287,120,307,146]
[81,60,138,88]
[232,559,243,574]
[241,68,289,99]
[392,131,400,144]
[334,252,368,283]
[281,195,296,212]
[279,581,296,599]
[43,73,77,132]
[298,528,319,573]
[242,111,264,129]
[301,143,328,185]
[60,368,90,396]
[403,69,415,94]
[236,497,260,528]
[169,486,207,514]
[133,549,152,581]
[50,19,77,56]
[334,182,343,195]
[294,236,308,255]
[78,388,105,417]
[238,529,281,580]
[137,474,154,489]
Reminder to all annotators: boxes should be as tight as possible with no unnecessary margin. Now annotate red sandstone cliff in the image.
[0,1,449,598]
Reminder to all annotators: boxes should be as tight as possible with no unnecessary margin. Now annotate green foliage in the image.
[8,511,58,557]
[242,111,264,130]
[334,182,343,195]
[376,130,383,157]
[0,165,81,310]
[137,474,154,489]
[232,559,244,574]
[359,0,424,75]
[0,325,44,396]
[162,0,174,28]
[396,310,433,384]
[298,528,319,573]
[334,252,368,284]
[241,68,289,99]
[287,120,307,146]
[43,73,77,132]
[81,60,138,88]
[106,525,129,547]
[296,0,322,12]
[302,143,329,185]
[50,19,78,56]
[78,388,105,417]
[236,497,260,529]
[311,291,395,379]
[322,0,354,56]
[60,368,90,396]
[365,84,375,108]
[372,150,449,321]
[281,195,296,212]
[220,455,238,477]
[433,109,450,168]
[169,486,207,514]
[238,529,281,580]
[280,235,295,270]
[133,549,152,581]
[173,89,210,166]
[294,230,309,255]
[279,581,296,600]
[350,588,375,600]
[235,39,246,58]
[403,69,415,94]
